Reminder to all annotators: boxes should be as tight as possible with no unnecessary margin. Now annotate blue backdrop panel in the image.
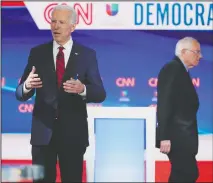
[1,7,213,134]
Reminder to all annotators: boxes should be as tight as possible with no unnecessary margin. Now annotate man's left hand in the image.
[63,78,84,94]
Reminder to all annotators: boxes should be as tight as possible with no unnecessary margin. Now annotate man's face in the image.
[182,41,202,68]
[50,9,76,45]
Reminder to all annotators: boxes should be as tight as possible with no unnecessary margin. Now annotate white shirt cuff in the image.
[23,81,31,94]
[79,84,86,97]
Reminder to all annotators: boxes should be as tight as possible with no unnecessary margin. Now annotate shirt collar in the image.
[179,57,188,72]
[53,37,73,50]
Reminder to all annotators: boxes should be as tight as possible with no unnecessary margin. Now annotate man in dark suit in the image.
[156,37,202,182]
[15,4,106,182]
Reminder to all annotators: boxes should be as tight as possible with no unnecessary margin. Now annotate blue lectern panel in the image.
[94,118,145,182]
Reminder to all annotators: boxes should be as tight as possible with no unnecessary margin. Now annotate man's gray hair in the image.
[175,37,198,56]
[52,4,77,24]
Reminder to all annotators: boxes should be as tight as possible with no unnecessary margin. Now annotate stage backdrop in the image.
[1,2,213,135]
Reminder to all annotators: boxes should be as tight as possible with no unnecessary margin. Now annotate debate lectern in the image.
[84,107,156,182]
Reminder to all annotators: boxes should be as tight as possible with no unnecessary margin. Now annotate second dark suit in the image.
[16,40,106,182]
[156,56,199,182]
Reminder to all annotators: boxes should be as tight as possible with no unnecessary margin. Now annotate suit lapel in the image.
[62,41,79,82]
[46,41,56,72]
[44,42,57,90]
[176,57,199,106]
[186,71,199,105]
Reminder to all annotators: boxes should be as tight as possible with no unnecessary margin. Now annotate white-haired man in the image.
[16,4,106,182]
[156,37,202,182]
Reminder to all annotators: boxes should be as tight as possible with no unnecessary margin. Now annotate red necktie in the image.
[56,46,65,88]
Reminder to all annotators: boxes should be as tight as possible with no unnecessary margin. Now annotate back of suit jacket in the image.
[16,41,106,147]
[156,56,199,155]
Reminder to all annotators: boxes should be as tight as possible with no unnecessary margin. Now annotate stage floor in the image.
[2,134,213,182]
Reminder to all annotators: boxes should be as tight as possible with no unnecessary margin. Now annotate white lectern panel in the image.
[84,107,156,182]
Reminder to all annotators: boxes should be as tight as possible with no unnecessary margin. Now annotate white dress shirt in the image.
[23,37,86,97]
[53,37,72,68]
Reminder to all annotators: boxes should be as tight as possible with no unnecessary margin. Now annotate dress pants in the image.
[31,119,86,182]
[167,151,199,182]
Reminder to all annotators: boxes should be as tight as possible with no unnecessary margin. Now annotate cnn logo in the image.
[148,77,200,87]
[19,104,34,113]
[44,3,93,25]
[116,77,135,87]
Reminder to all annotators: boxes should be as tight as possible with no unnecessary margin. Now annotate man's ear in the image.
[70,24,76,33]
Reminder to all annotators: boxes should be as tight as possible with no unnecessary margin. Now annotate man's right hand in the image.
[160,140,171,154]
[25,66,42,90]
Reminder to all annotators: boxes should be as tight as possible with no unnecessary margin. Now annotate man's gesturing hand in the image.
[63,78,84,94]
[25,66,42,89]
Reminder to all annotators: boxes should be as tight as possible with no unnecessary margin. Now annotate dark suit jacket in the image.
[16,41,106,147]
[156,56,199,155]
